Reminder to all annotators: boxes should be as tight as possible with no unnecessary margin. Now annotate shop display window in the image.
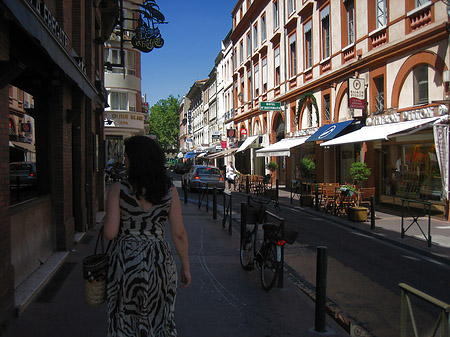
[382,143,442,201]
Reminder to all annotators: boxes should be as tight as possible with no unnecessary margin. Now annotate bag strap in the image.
[94,226,112,254]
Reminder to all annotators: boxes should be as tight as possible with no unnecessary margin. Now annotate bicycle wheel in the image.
[240,232,254,271]
[260,243,279,290]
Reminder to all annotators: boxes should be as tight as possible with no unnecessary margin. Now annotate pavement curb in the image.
[15,251,69,316]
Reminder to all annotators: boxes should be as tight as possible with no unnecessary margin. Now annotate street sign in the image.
[260,102,281,111]
[348,77,365,110]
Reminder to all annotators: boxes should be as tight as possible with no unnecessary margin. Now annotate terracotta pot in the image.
[348,206,368,222]
[300,195,313,207]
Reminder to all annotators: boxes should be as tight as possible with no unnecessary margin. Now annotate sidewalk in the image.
[274,188,450,266]
[3,201,349,337]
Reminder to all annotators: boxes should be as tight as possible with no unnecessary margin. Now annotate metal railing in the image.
[401,199,432,247]
[400,283,450,337]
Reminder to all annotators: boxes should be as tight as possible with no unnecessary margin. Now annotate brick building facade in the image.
[0,0,119,328]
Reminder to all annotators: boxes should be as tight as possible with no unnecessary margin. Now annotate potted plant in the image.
[265,161,278,199]
[298,157,315,206]
[348,162,371,222]
[266,161,278,173]
[299,157,315,181]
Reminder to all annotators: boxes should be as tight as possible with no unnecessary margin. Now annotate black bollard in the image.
[184,184,187,204]
[246,175,250,194]
[315,246,328,333]
[213,187,217,220]
[276,179,279,201]
[370,195,375,229]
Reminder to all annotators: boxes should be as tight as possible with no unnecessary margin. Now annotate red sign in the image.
[221,141,227,149]
[240,128,247,136]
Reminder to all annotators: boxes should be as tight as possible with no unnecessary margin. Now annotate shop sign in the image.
[131,1,166,53]
[27,0,68,49]
[366,106,437,126]
[348,78,365,110]
[212,133,221,140]
[240,128,247,136]
[104,112,144,127]
[221,141,227,148]
[227,129,236,138]
[260,102,281,111]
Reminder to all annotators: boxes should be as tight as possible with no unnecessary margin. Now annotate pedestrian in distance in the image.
[104,135,191,337]
[226,161,238,191]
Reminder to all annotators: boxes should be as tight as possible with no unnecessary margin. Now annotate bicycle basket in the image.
[281,228,298,244]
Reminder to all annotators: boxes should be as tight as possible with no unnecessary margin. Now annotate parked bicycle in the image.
[240,195,298,290]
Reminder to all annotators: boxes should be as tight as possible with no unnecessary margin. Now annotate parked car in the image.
[10,162,37,189]
[182,165,225,192]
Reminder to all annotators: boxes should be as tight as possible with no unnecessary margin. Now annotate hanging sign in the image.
[348,77,365,110]
[131,1,166,53]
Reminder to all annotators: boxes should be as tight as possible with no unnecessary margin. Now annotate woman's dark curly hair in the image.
[124,136,172,204]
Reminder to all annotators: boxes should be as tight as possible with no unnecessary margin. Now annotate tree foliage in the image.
[148,95,180,152]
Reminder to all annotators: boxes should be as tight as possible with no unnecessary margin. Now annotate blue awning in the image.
[306,120,354,142]
[184,152,195,159]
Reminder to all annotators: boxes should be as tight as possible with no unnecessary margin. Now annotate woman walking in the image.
[104,135,191,337]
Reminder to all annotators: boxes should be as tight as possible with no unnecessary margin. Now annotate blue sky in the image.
[141,1,236,107]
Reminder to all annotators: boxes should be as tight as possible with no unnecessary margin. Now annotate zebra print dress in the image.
[107,181,178,337]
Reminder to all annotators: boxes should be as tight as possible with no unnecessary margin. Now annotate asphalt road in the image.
[171,172,450,337]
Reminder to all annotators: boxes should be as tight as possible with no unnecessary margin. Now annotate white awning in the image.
[9,141,36,153]
[320,117,440,146]
[236,135,259,153]
[256,137,309,157]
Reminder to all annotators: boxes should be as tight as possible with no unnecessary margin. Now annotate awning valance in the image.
[320,117,440,146]
[9,141,36,153]
[236,135,259,153]
[184,151,195,159]
[306,120,354,142]
[203,148,237,160]
[256,137,308,157]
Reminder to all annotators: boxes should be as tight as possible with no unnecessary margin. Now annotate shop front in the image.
[321,113,449,217]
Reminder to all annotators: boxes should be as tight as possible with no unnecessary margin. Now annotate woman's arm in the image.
[103,182,121,240]
[168,186,191,288]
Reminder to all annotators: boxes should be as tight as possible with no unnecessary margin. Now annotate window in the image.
[375,76,384,114]
[254,63,259,97]
[262,57,268,93]
[273,1,279,30]
[376,0,387,28]
[324,94,331,122]
[288,0,295,15]
[247,69,252,101]
[416,0,429,7]
[261,14,267,42]
[253,24,258,50]
[304,21,312,69]
[307,103,313,127]
[288,33,297,78]
[110,92,128,110]
[240,75,244,102]
[346,0,355,45]
[321,6,330,60]
[129,92,136,112]
[274,46,280,86]
[127,50,136,76]
[247,32,252,58]
[414,65,428,105]
[105,48,123,73]
[234,48,238,69]
[240,41,244,64]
